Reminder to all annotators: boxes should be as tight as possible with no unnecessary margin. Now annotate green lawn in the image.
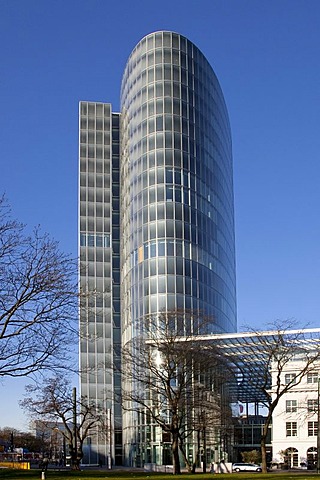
[0,469,320,480]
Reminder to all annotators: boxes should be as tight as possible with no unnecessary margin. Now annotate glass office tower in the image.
[120,31,236,464]
[79,102,122,465]
[79,31,236,467]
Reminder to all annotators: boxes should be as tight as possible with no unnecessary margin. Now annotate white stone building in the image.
[271,359,319,468]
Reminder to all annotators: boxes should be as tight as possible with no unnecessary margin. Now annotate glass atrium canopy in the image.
[175,328,320,403]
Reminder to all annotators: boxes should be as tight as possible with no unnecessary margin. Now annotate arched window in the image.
[286,447,298,468]
[307,447,317,468]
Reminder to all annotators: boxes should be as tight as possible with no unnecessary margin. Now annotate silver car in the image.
[232,463,262,472]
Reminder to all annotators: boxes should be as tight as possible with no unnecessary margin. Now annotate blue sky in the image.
[1,0,320,430]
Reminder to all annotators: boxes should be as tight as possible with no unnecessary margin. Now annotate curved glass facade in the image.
[120,31,236,347]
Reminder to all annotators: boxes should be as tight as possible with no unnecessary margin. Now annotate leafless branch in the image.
[0,196,80,378]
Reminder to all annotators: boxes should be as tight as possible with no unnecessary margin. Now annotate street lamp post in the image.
[317,377,320,473]
[73,387,77,468]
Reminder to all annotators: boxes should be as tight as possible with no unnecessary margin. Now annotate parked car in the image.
[232,463,262,472]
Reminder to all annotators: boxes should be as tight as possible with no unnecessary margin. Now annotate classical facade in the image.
[271,361,320,469]
[79,31,237,466]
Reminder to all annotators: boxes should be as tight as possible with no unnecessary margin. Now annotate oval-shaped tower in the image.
[120,31,237,464]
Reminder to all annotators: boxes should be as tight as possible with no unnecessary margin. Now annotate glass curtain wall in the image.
[79,102,122,466]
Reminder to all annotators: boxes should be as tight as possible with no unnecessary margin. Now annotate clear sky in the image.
[0,0,319,430]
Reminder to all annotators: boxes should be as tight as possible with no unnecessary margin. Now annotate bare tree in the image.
[227,321,320,473]
[121,310,229,474]
[0,196,79,378]
[20,376,107,470]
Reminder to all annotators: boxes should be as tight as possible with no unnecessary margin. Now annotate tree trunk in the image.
[172,431,181,474]
[261,419,270,473]
[261,434,266,473]
[69,443,81,470]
